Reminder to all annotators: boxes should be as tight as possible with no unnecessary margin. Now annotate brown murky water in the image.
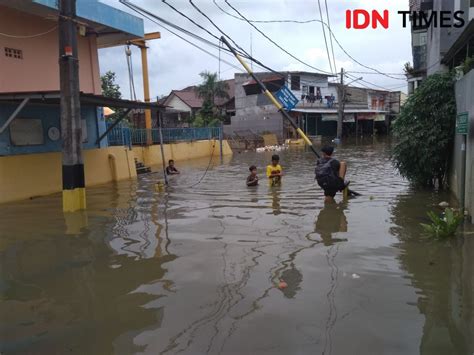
[1,138,473,355]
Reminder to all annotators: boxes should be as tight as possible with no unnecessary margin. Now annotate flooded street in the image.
[1,139,473,355]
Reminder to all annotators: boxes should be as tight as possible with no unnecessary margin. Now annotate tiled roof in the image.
[166,79,234,109]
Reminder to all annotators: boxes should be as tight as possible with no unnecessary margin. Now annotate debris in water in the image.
[369,196,375,200]
[278,280,288,289]
[351,273,360,279]
[256,144,288,153]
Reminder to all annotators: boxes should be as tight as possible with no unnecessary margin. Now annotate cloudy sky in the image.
[98,0,412,100]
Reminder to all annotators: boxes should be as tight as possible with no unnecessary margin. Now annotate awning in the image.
[0,91,166,110]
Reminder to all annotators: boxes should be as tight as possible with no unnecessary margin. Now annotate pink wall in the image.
[0,6,101,94]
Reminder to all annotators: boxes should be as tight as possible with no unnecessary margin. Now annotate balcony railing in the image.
[106,124,222,147]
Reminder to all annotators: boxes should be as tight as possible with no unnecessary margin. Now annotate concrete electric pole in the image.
[337,68,345,140]
[59,0,86,212]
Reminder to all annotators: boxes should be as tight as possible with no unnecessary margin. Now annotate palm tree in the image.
[195,71,229,125]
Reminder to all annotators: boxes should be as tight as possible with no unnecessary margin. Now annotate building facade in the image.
[0,0,147,203]
[227,71,401,139]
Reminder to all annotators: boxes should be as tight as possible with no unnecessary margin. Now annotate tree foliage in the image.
[101,71,122,99]
[194,71,229,126]
[100,71,124,121]
[392,72,456,187]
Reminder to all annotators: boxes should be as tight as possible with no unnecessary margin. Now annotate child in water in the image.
[267,154,283,186]
[166,159,180,175]
[246,165,259,186]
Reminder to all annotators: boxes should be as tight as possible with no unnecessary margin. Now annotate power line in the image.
[324,0,337,74]
[212,0,320,24]
[214,2,406,81]
[120,1,244,73]
[317,0,334,73]
[188,0,253,60]
[223,0,333,75]
[0,25,57,38]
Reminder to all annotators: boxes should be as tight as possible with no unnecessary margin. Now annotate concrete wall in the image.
[0,146,136,204]
[0,6,101,94]
[0,140,233,204]
[228,73,284,137]
[426,0,468,75]
[0,104,104,155]
[132,139,233,167]
[450,70,474,222]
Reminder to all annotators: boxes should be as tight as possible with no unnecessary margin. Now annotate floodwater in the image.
[1,138,473,355]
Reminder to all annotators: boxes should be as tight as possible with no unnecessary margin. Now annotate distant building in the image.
[226,71,402,139]
[161,79,235,127]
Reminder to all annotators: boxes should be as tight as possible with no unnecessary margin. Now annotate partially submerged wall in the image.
[450,70,474,223]
[133,139,232,167]
[0,140,232,204]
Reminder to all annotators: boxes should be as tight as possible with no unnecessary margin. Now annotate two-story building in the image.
[0,0,160,204]
[226,71,401,139]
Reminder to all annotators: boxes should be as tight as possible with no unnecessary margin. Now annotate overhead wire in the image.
[187,0,254,60]
[324,0,337,74]
[0,25,58,38]
[316,0,334,73]
[120,0,244,73]
[223,0,334,75]
[214,1,406,81]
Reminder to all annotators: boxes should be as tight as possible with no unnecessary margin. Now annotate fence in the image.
[106,124,222,147]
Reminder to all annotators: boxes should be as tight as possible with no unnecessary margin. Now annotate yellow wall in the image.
[0,146,136,204]
[133,139,233,167]
[0,140,232,204]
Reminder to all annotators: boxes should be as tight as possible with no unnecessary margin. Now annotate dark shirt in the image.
[317,157,340,176]
[166,166,178,175]
[246,174,259,186]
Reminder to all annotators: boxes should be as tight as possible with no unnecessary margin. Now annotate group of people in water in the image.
[166,145,349,203]
[246,145,349,203]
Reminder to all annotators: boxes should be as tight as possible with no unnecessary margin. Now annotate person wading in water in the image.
[315,146,349,203]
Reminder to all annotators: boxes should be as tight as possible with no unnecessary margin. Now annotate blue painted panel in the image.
[32,0,144,37]
[0,104,102,156]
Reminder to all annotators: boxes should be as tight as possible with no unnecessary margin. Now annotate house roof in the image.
[165,79,234,110]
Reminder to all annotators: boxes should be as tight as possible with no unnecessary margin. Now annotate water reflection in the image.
[0,187,176,355]
[392,193,474,355]
[314,202,349,246]
[269,187,282,215]
[1,139,474,354]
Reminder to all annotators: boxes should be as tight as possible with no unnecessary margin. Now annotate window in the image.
[10,119,44,146]
[302,85,308,95]
[379,99,385,110]
[291,75,300,90]
[371,98,378,109]
[4,47,23,59]
[413,31,427,46]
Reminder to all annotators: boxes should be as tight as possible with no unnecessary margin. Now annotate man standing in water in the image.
[315,146,348,203]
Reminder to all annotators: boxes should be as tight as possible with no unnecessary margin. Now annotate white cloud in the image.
[98,0,412,98]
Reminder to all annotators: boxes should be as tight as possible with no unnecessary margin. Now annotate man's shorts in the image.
[323,178,345,197]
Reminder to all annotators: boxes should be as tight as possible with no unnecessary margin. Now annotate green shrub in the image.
[392,72,456,187]
[420,208,463,239]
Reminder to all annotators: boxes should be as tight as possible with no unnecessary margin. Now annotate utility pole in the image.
[59,0,86,212]
[337,68,345,140]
